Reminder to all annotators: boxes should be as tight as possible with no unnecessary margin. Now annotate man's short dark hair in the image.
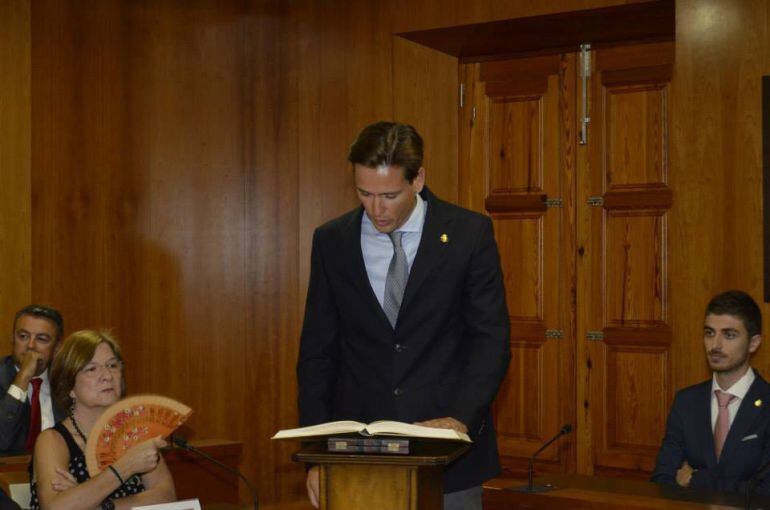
[13,305,64,341]
[705,290,762,337]
[347,121,423,183]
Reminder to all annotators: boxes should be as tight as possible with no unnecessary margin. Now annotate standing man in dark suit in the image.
[0,304,65,456]
[652,290,770,495]
[297,121,511,509]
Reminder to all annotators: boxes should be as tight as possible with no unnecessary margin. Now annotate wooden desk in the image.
[484,474,770,509]
[294,441,469,510]
[0,439,242,506]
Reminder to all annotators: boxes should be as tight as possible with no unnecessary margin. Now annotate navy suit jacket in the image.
[651,372,770,495]
[0,355,65,456]
[297,187,511,492]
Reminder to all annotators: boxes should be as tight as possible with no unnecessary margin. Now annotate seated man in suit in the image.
[652,290,770,494]
[0,305,65,456]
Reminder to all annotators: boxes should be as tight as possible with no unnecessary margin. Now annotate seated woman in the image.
[30,330,175,510]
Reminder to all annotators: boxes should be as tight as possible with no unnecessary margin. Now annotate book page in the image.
[365,421,471,442]
[272,420,366,439]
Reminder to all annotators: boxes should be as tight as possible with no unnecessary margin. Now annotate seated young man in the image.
[652,290,770,495]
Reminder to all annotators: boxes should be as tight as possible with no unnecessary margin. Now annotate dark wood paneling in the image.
[7,0,770,504]
[486,195,548,213]
[669,0,770,391]
[30,0,301,503]
[581,42,673,476]
[0,0,31,347]
[393,37,458,203]
[397,0,674,62]
[462,53,576,478]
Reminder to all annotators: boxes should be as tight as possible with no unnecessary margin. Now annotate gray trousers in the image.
[443,486,483,510]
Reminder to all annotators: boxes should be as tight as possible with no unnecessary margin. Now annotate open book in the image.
[272,420,471,443]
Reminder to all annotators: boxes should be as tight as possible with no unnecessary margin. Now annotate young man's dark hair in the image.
[705,290,761,338]
[347,121,423,183]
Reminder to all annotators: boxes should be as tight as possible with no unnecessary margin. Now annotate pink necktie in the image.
[714,389,736,460]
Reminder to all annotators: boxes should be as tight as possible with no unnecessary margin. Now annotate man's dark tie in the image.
[383,231,408,328]
[25,377,43,451]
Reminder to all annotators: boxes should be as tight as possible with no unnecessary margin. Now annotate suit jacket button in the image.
[394,344,404,352]
[393,388,403,396]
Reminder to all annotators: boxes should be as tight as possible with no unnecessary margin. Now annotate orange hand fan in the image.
[85,395,193,476]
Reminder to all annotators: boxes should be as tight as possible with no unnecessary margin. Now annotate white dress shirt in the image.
[710,367,755,432]
[361,193,426,307]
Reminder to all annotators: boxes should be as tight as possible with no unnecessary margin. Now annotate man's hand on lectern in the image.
[676,461,694,487]
[306,465,320,508]
[414,416,468,433]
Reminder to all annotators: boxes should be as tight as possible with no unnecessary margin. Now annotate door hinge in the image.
[545,198,563,208]
[586,330,604,341]
[545,329,564,339]
[459,83,464,108]
[586,196,603,207]
[579,43,591,145]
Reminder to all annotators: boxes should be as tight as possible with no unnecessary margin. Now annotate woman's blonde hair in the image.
[51,329,125,412]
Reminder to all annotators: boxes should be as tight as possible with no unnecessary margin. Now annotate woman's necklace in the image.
[69,410,89,445]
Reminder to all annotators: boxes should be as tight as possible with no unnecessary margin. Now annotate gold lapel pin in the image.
[755,399,763,407]
[440,234,449,243]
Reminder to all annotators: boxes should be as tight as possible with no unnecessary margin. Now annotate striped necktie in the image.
[383,231,408,328]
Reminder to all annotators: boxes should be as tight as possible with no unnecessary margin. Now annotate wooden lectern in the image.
[293,441,469,510]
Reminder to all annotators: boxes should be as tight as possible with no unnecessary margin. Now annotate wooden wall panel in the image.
[6,0,770,504]
[669,0,770,393]
[30,0,302,503]
[496,218,543,320]
[297,0,395,297]
[605,213,666,325]
[599,346,667,471]
[579,41,673,477]
[497,343,544,442]
[496,340,561,462]
[0,0,31,351]
[606,87,667,188]
[464,54,574,477]
[489,99,543,193]
[392,37,458,202]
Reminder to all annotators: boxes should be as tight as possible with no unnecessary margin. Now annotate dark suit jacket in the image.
[651,372,770,495]
[0,355,64,456]
[297,187,511,492]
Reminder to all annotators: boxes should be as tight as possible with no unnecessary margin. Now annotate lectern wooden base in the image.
[293,441,469,510]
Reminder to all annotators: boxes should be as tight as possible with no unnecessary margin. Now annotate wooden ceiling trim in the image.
[397,0,674,63]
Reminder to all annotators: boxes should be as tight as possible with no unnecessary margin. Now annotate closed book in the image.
[327,437,409,454]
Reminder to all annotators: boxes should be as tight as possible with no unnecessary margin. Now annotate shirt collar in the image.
[398,192,426,233]
[712,366,755,400]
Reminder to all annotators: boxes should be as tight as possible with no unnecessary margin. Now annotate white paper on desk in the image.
[131,500,202,510]
[9,482,30,509]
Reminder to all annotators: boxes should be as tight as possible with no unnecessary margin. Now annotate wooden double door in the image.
[459,42,674,478]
